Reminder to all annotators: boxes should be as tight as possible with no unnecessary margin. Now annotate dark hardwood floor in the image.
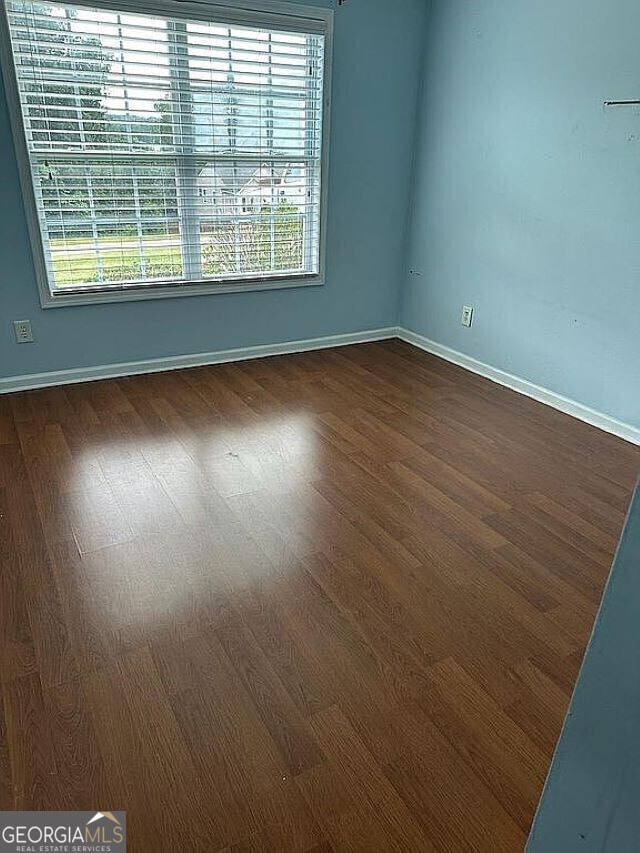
[1,339,638,851]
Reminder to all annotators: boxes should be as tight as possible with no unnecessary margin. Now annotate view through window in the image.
[3,0,327,298]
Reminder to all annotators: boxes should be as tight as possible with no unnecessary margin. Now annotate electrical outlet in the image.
[461,306,474,328]
[13,319,34,343]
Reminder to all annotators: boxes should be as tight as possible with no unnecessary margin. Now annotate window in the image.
[0,0,331,306]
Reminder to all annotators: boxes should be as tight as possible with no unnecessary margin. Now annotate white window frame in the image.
[0,0,333,308]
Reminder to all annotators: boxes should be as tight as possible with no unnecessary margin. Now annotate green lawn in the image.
[52,243,183,287]
[50,212,304,287]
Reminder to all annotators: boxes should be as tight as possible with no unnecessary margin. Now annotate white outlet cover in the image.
[13,319,34,343]
[461,306,474,327]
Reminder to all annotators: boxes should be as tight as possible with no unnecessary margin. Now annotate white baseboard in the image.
[0,327,396,395]
[397,327,640,446]
[3,324,638,446]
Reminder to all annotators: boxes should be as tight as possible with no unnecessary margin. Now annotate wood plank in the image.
[43,676,113,809]
[164,633,321,850]
[215,617,324,776]
[301,705,436,852]
[0,695,11,809]
[84,645,214,850]
[424,657,549,831]
[384,701,527,852]
[3,673,59,809]
[0,542,37,685]
[17,542,78,688]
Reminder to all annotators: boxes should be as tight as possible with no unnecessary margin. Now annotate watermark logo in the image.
[0,811,126,852]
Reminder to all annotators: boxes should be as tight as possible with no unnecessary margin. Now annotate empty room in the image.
[0,0,639,849]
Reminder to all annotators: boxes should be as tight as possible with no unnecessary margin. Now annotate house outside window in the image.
[0,0,332,306]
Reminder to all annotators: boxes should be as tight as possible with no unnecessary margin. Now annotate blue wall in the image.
[0,0,427,380]
[401,0,640,429]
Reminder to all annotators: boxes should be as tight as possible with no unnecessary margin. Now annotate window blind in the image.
[3,0,326,295]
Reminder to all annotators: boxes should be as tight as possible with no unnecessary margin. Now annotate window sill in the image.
[40,273,324,309]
